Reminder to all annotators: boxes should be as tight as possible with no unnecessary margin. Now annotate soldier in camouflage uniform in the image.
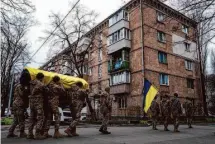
[184,97,194,128]
[27,73,46,140]
[171,93,182,132]
[161,95,171,131]
[43,76,65,138]
[99,87,112,134]
[7,70,31,138]
[64,82,88,137]
[149,95,160,130]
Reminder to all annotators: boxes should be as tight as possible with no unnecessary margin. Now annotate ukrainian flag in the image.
[143,79,158,113]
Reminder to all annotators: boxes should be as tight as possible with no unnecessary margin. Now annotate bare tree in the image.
[44,3,98,78]
[168,0,215,115]
[1,0,35,116]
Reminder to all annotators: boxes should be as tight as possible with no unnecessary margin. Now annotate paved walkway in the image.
[1,125,215,144]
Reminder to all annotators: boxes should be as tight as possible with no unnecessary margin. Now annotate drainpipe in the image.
[140,0,145,114]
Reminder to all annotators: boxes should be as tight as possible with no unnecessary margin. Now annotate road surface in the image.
[1,125,215,144]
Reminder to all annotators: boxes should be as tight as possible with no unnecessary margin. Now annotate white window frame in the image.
[118,97,127,109]
[157,11,165,22]
[157,31,166,43]
[98,64,102,78]
[98,48,102,62]
[182,25,189,34]
[88,67,92,76]
[185,60,193,70]
[107,28,131,46]
[184,42,191,52]
[159,73,169,86]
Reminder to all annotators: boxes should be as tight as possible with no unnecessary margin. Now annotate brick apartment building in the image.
[41,0,202,117]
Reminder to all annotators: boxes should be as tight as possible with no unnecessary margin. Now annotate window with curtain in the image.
[159,73,169,85]
[158,51,167,64]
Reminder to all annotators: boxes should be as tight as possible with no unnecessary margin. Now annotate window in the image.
[185,60,193,70]
[110,71,130,85]
[99,32,103,41]
[187,79,194,89]
[88,67,92,76]
[157,31,166,43]
[182,25,189,34]
[83,65,88,75]
[98,48,102,61]
[158,51,167,64]
[98,64,102,78]
[107,28,131,46]
[109,10,129,27]
[159,73,169,85]
[118,97,127,108]
[184,42,191,52]
[157,11,165,22]
[124,11,129,20]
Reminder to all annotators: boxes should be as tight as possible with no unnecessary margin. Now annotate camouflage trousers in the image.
[43,102,60,131]
[173,116,180,131]
[186,116,192,127]
[163,116,169,130]
[69,101,84,128]
[151,116,158,130]
[9,106,25,134]
[101,112,110,131]
[28,98,44,134]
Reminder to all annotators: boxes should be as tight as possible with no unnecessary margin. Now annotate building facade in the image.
[41,0,202,117]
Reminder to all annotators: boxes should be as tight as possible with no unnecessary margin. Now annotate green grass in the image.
[206,117,215,122]
[140,120,148,124]
[1,117,13,125]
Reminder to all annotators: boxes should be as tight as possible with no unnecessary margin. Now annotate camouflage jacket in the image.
[29,79,45,99]
[184,101,193,116]
[161,99,171,116]
[13,84,29,109]
[171,98,182,116]
[70,85,87,104]
[150,100,160,117]
[47,81,65,102]
[100,91,112,114]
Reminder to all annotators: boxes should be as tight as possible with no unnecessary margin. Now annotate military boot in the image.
[43,131,52,138]
[71,127,79,136]
[19,131,27,138]
[102,130,111,134]
[99,126,104,133]
[34,130,46,140]
[53,129,64,138]
[27,133,34,139]
[64,127,73,137]
[7,133,18,138]
[164,127,170,131]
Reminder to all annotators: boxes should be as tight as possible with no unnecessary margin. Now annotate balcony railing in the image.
[110,71,130,86]
[108,60,129,73]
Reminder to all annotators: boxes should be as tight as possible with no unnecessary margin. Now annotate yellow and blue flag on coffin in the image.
[143,79,158,113]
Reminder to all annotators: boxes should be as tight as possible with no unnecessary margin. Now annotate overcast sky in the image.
[28,0,129,68]
[28,0,214,72]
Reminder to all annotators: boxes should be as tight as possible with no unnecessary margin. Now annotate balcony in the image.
[107,39,131,54]
[77,37,91,54]
[110,71,130,86]
[109,19,129,34]
[110,84,130,95]
[108,60,129,73]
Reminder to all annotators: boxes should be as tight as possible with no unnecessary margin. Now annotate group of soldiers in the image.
[150,93,194,132]
[7,71,112,140]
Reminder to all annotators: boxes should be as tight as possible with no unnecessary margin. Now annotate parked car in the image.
[80,112,87,121]
[4,108,12,117]
[27,107,73,122]
[58,107,72,122]
[80,107,87,121]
